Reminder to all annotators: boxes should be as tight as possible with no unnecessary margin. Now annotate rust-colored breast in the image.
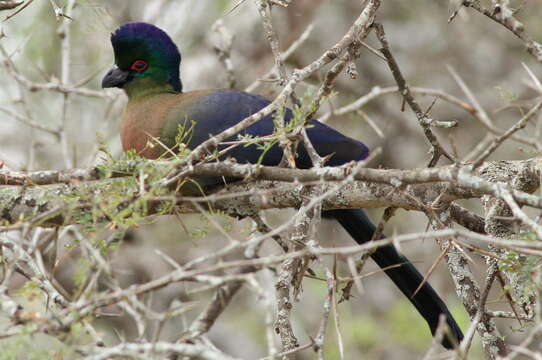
[120,90,213,159]
[121,94,180,159]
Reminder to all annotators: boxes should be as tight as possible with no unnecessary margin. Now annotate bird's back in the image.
[152,89,369,167]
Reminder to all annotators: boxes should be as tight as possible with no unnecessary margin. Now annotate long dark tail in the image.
[324,208,464,349]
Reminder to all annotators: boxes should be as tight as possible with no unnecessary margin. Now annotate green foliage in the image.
[90,151,178,230]
[95,133,114,163]
[0,296,91,359]
[494,86,519,106]
[173,121,196,159]
[0,336,65,360]
[14,281,42,303]
[0,324,87,360]
[190,223,209,239]
[72,258,91,297]
[187,210,235,239]
[499,232,541,305]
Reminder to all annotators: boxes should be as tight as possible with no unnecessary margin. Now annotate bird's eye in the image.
[130,60,148,72]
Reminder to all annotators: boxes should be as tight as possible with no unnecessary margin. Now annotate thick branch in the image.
[0,158,540,228]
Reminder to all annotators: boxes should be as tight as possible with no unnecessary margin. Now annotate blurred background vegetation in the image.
[1,0,541,358]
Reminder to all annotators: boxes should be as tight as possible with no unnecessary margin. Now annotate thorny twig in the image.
[373,23,454,167]
[458,0,542,63]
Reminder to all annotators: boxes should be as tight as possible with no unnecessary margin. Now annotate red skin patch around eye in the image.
[131,60,148,71]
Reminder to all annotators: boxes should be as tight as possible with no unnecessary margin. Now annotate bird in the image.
[102,22,464,349]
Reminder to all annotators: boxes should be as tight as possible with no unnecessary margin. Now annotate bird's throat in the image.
[124,77,180,101]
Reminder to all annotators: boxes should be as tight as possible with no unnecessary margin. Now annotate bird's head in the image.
[102,22,182,98]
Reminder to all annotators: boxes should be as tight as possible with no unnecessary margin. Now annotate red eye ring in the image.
[130,60,148,72]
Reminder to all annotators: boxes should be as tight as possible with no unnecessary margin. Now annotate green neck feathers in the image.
[124,77,178,101]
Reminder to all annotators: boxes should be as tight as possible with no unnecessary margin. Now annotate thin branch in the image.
[211,20,236,89]
[373,23,454,167]
[472,101,542,169]
[0,0,22,11]
[460,0,542,63]
[2,0,32,21]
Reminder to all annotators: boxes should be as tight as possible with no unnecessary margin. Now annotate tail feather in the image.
[324,208,464,349]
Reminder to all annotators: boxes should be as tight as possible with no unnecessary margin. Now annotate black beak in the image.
[101,67,130,88]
